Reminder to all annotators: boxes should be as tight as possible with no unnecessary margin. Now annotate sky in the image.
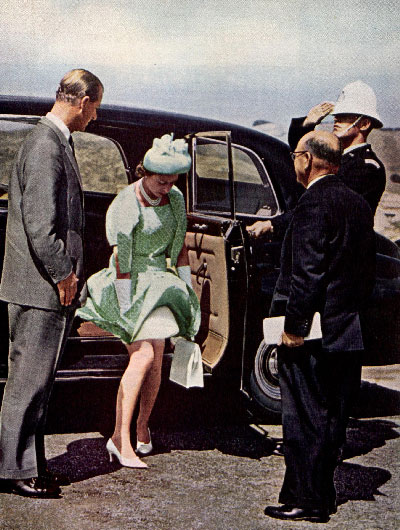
[1,0,399,130]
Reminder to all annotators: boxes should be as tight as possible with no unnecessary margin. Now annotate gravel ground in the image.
[1,371,399,530]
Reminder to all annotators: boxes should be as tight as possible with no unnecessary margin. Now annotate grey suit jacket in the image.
[0,117,86,310]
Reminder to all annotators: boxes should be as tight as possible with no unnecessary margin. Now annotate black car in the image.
[0,96,399,418]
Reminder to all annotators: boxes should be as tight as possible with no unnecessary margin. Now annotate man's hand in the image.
[246,220,273,238]
[281,331,304,348]
[57,271,78,306]
[303,102,335,127]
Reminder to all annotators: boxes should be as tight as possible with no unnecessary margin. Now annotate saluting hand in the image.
[303,102,335,127]
[57,271,78,306]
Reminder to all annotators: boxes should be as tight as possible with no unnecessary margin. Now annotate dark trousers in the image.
[0,304,74,479]
[278,341,362,510]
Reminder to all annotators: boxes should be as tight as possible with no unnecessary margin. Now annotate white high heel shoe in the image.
[106,438,148,468]
[136,428,153,456]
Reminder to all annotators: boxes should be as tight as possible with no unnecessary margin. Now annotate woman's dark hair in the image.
[135,161,153,179]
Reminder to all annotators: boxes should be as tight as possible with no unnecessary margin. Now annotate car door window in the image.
[0,118,128,197]
[73,132,128,194]
[193,138,280,217]
[0,119,35,198]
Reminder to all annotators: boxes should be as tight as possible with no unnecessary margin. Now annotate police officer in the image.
[288,80,385,215]
[247,81,386,239]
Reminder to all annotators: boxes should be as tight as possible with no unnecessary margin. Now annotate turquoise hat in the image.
[143,134,192,174]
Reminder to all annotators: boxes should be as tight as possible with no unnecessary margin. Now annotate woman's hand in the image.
[113,246,130,279]
[176,243,189,267]
[177,242,192,287]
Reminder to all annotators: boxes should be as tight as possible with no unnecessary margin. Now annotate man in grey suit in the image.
[0,69,103,497]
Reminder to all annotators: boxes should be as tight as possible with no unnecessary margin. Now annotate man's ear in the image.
[79,95,90,111]
[359,117,372,131]
[305,151,313,172]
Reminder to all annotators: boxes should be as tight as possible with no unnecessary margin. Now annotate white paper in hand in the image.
[263,312,322,345]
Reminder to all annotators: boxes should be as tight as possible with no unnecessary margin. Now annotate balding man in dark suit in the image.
[264,131,376,523]
[0,69,103,497]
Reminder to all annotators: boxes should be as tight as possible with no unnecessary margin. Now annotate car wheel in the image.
[249,340,281,417]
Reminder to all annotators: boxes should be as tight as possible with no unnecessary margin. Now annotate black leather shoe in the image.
[40,468,71,486]
[264,505,329,523]
[9,477,61,498]
[272,442,284,456]
[329,501,337,515]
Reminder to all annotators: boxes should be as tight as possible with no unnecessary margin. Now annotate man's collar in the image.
[343,143,368,155]
[45,112,70,141]
[307,175,329,189]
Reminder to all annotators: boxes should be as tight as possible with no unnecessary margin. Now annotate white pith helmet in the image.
[332,80,383,128]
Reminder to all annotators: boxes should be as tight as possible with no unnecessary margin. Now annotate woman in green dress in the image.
[77,134,200,468]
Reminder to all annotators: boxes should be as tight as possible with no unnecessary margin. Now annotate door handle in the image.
[196,261,207,284]
[192,223,208,231]
[231,245,244,264]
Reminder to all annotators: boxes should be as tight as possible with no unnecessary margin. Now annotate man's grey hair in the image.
[304,136,342,166]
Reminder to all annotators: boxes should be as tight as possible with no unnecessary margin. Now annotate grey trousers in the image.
[0,303,74,479]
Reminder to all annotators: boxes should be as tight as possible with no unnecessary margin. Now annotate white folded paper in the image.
[263,312,322,345]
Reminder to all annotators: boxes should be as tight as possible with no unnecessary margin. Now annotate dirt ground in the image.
[1,367,399,530]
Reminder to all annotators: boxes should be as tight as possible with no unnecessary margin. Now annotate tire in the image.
[249,340,281,417]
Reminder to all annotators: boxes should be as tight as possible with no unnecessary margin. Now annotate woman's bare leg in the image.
[111,340,154,460]
[136,339,165,443]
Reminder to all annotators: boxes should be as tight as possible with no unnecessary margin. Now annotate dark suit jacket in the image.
[0,117,86,310]
[272,175,376,351]
[288,117,386,215]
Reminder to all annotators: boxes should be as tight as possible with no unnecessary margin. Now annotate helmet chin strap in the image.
[335,115,362,136]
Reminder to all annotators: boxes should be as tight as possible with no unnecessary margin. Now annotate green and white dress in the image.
[77,184,200,344]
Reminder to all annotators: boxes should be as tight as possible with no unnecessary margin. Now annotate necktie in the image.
[69,135,76,157]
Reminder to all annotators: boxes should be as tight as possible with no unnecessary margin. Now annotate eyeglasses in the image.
[290,151,308,161]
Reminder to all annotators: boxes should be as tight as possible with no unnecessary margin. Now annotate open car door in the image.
[185,132,249,378]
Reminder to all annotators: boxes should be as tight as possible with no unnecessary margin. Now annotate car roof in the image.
[0,95,299,209]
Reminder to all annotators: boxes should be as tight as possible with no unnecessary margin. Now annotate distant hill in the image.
[369,129,400,194]
[251,120,286,141]
[367,129,400,241]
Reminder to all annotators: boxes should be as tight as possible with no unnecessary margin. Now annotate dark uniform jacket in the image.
[0,117,86,310]
[273,175,376,351]
[288,117,386,214]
